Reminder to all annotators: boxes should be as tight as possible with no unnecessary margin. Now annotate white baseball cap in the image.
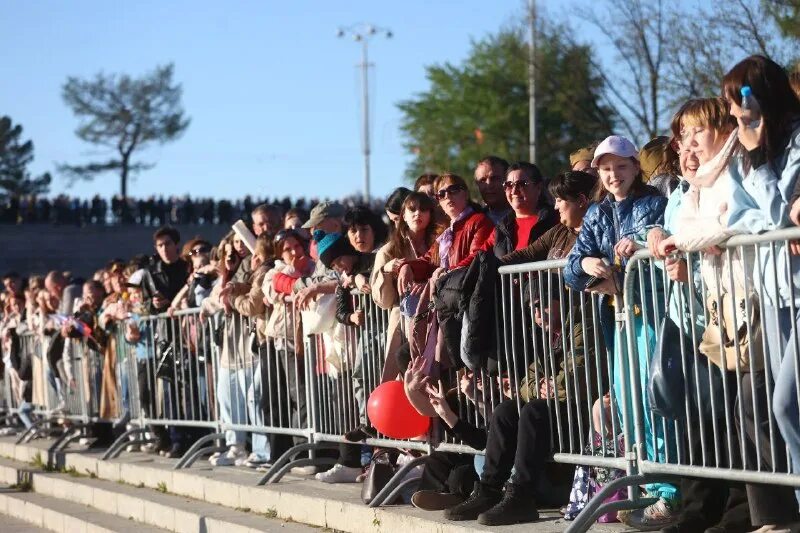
[591,135,639,167]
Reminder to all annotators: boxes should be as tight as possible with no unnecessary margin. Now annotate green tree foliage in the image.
[765,0,800,39]
[0,116,51,198]
[59,63,190,198]
[397,25,615,186]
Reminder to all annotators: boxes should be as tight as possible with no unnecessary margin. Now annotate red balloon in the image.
[367,381,430,439]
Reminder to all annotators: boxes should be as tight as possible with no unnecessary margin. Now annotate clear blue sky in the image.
[1,0,598,201]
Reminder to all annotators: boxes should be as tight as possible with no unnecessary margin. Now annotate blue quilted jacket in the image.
[565,185,667,291]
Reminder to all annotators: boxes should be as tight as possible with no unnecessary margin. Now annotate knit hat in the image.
[569,146,594,168]
[639,136,670,182]
[313,230,357,269]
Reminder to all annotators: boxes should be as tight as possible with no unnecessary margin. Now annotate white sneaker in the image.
[314,464,361,484]
[210,446,246,467]
[290,465,320,476]
[125,444,138,453]
[78,437,91,446]
[0,428,17,436]
[208,451,222,462]
[237,453,269,468]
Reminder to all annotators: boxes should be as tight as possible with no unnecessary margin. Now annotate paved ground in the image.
[1,515,49,532]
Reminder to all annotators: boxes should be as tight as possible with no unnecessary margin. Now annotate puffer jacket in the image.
[564,186,667,291]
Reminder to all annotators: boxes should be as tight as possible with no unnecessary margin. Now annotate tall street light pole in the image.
[528,0,537,164]
[337,24,392,202]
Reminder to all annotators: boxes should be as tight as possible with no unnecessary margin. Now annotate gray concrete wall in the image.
[0,224,230,277]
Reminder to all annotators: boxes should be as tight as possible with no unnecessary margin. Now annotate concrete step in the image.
[1,514,50,532]
[0,457,330,533]
[0,486,169,533]
[0,436,628,533]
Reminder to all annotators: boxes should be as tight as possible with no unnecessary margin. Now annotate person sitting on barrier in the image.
[501,170,597,265]
[310,227,379,483]
[441,281,603,526]
[564,135,678,529]
[372,192,442,386]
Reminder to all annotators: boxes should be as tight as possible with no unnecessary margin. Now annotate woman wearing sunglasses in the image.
[398,173,494,289]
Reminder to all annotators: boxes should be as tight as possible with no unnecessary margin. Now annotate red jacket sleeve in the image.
[454,215,495,269]
[272,272,298,295]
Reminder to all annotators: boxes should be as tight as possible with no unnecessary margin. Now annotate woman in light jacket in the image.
[371,191,441,382]
[723,55,800,516]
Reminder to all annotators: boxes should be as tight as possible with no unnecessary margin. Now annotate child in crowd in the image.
[565,135,676,529]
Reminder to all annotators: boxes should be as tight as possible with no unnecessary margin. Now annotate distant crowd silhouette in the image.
[0,194,382,226]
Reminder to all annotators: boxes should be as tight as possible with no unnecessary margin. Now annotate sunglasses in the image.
[435,184,465,199]
[274,229,306,243]
[502,179,532,191]
[189,246,211,256]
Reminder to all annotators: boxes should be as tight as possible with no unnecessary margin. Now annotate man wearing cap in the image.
[569,145,599,177]
[294,201,346,309]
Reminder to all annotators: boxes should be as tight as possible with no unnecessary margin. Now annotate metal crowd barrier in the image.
[622,226,800,492]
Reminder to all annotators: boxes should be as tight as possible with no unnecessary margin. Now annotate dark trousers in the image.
[277,351,307,432]
[258,344,293,461]
[737,371,800,526]
[418,451,477,498]
[482,399,554,489]
[137,360,169,446]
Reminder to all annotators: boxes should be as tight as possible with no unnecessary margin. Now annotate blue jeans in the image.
[217,367,247,446]
[764,306,800,505]
[245,363,269,460]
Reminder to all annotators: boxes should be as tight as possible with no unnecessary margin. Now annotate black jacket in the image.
[335,253,376,326]
[145,256,188,313]
[493,207,558,258]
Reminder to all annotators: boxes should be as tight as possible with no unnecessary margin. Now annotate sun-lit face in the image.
[436,179,469,221]
[554,196,585,230]
[597,154,639,201]
[503,169,541,216]
[348,224,375,253]
[155,236,179,264]
[681,121,728,166]
[474,162,506,209]
[403,202,432,234]
[677,140,699,179]
[279,236,306,268]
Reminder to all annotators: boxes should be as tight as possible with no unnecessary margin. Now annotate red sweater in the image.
[405,210,494,281]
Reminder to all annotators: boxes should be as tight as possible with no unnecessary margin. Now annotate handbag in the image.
[361,449,397,505]
[649,281,694,420]
[699,289,763,372]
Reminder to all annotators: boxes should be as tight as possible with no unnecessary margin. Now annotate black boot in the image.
[444,482,503,521]
[478,483,539,526]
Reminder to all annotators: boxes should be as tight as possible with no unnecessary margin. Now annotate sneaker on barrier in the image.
[140,443,159,454]
[125,444,139,453]
[314,463,361,483]
[622,497,677,531]
[210,446,246,467]
[208,451,222,463]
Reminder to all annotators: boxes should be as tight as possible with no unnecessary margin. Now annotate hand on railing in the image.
[294,286,317,310]
[349,310,364,326]
[664,256,689,283]
[613,237,639,259]
[647,228,669,259]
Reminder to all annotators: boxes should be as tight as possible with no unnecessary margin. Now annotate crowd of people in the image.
[2,55,800,533]
[0,193,381,226]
